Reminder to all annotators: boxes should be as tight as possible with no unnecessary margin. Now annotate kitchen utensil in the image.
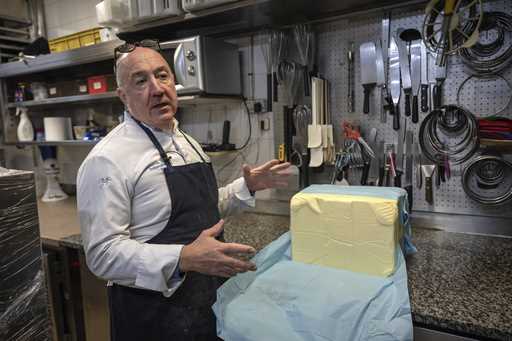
[394,129,404,188]
[420,41,429,113]
[389,37,401,130]
[309,77,323,167]
[428,52,437,110]
[360,42,378,114]
[368,128,379,185]
[421,162,435,205]
[347,42,355,113]
[293,24,312,97]
[361,128,377,186]
[405,130,414,210]
[381,14,391,122]
[396,29,412,117]
[410,40,422,123]
[343,122,375,159]
[375,40,387,123]
[422,0,482,66]
[433,57,446,109]
[271,30,288,103]
[377,140,385,186]
[414,142,422,189]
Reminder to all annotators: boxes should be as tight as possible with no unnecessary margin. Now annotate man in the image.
[77,43,290,341]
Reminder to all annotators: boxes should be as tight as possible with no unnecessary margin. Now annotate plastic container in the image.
[48,27,111,53]
[16,108,34,142]
[31,82,48,101]
[44,117,73,141]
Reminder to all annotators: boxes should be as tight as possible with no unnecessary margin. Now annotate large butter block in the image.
[290,185,405,277]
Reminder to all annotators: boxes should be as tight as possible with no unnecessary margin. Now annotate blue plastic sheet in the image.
[213,232,413,341]
[213,186,415,341]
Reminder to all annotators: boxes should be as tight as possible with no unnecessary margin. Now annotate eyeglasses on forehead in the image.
[113,39,161,72]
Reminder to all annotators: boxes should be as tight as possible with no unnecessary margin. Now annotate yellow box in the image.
[49,28,103,53]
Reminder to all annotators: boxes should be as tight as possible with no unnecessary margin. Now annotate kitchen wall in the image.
[5,2,295,201]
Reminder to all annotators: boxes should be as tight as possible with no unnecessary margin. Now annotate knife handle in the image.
[303,67,310,97]
[405,184,413,211]
[379,166,385,186]
[433,82,442,109]
[267,73,273,112]
[273,72,278,103]
[393,104,400,130]
[394,171,402,188]
[412,95,419,123]
[425,176,433,204]
[405,93,411,117]
[361,162,370,185]
[421,84,429,112]
[363,86,371,114]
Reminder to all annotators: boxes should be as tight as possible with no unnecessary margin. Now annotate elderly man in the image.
[77,41,290,340]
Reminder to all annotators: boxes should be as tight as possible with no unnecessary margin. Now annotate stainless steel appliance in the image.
[160,35,241,96]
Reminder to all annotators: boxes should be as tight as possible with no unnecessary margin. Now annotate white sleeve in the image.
[218,177,256,218]
[77,154,184,296]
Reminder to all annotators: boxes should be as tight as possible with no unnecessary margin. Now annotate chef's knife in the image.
[389,37,401,130]
[433,57,447,109]
[394,128,404,188]
[360,42,378,114]
[410,40,422,124]
[396,30,412,117]
[405,130,414,210]
[420,41,429,113]
[375,40,387,123]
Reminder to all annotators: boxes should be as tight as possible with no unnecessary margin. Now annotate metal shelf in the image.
[7,92,241,108]
[7,92,119,108]
[4,140,98,146]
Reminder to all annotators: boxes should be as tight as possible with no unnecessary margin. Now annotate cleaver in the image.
[396,30,412,117]
[360,42,378,114]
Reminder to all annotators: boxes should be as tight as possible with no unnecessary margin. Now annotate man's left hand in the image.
[243,159,291,193]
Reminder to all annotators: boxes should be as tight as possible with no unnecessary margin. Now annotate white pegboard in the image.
[315,0,512,217]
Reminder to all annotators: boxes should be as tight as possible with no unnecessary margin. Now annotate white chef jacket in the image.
[77,112,255,297]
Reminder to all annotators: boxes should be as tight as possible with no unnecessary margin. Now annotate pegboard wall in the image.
[314,0,512,217]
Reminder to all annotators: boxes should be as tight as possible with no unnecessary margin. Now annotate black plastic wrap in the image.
[0,168,50,341]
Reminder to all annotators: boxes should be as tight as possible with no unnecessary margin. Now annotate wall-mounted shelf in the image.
[7,92,241,109]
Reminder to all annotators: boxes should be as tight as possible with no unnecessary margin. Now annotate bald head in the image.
[115,46,178,130]
[115,47,168,88]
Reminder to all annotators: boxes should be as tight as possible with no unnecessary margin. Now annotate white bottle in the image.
[16,107,34,141]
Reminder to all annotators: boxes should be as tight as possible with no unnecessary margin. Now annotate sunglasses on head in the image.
[113,39,161,72]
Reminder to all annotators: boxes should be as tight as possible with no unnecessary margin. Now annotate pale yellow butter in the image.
[290,192,402,277]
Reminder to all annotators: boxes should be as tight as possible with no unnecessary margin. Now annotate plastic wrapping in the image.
[0,168,50,341]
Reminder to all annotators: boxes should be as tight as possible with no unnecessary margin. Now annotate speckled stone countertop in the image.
[60,213,512,340]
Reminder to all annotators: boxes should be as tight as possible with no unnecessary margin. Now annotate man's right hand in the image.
[179,220,257,278]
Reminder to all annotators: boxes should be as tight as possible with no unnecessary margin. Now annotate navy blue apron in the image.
[108,119,224,341]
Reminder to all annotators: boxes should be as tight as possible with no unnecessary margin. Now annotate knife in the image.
[396,30,412,117]
[394,130,404,188]
[377,140,385,186]
[414,142,422,189]
[433,57,447,109]
[368,128,379,185]
[360,42,378,114]
[389,37,401,131]
[420,41,429,113]
[380,14,391,122]
[375,40,387,124]
[410,40,422,124]
[405,130,414,210]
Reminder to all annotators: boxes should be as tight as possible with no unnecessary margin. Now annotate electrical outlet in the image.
[260,118,270,131]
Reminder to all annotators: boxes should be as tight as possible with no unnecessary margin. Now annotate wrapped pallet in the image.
[0,168,50,340]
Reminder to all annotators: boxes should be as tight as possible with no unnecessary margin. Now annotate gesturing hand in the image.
[243,159,291,193]
[179,220,257,278]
